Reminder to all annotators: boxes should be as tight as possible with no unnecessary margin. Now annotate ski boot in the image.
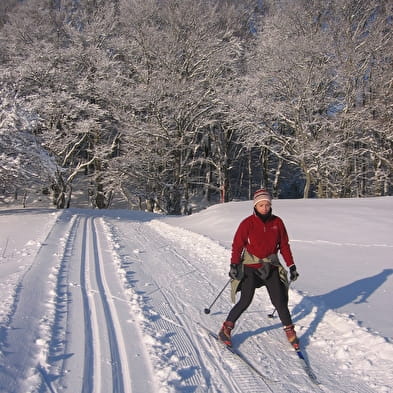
[218,321,234,347]
[284,324,300,350]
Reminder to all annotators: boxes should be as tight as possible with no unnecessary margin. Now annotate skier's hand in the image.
[289,265,299,281]
[229,264,240,280]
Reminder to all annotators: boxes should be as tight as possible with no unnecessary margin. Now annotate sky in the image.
[0,196,392,393]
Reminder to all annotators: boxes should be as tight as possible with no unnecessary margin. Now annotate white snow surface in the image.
[0,197,392,393]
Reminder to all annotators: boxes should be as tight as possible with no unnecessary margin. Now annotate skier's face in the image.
[255,200,271,215]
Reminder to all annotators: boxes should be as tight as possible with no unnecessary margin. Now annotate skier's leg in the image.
[265,268,299,347]
[219,267,256,345]
[227,267,257,323]
[265,268,292,326]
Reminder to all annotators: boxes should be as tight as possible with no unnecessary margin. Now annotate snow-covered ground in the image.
[0,197,392,393]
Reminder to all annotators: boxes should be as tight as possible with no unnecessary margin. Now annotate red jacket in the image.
[231,213,295,268]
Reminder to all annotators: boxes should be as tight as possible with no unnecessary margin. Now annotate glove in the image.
[229,264,240,280]
[289,265,299,281]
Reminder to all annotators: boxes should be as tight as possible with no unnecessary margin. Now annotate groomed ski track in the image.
[0,209,384,393]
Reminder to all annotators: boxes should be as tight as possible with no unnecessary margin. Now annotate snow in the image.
[0,197,392,393]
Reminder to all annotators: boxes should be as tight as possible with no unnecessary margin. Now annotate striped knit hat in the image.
[253,189,272,206]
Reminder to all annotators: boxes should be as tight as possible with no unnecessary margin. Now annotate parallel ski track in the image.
[81,216,132,393]
[41,215,134,393]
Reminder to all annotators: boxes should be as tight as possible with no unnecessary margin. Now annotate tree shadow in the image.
[291,268,393,347]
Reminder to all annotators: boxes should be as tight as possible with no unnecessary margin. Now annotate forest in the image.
[0,0,392,214]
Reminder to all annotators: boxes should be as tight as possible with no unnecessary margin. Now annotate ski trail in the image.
[52,214,156,393]
[90,217,133,393]
[0,212,157,393]
[84,217,105,393]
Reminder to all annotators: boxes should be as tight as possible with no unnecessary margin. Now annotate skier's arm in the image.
[278,219,295,268]
[231,219,249,264]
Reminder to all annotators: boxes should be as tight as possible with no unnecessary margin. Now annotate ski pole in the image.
[204,278,231,314]
[267,308,277,319]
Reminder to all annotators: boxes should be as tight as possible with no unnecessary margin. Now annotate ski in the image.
[212,331,279,383]
[199,323,321,387]
[294,347,321,385]
[198,324,278,384]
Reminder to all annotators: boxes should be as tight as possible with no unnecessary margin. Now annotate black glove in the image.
[229,264,240,280]
[289,265,299,281]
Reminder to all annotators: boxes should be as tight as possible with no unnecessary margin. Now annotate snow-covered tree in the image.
[0,0,390,210]
[1,0,123,207]
[327,0,393,197]
[240,0,392,198]
[109,0,252,212]
[0,85,57,205]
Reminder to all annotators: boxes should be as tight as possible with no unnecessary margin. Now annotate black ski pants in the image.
[227,266,292,327]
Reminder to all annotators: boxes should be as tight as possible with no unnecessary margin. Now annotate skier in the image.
[219,189,300,348]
